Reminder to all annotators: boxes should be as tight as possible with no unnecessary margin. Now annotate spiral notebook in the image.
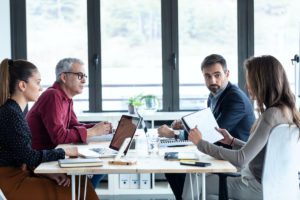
[159,138,193,147]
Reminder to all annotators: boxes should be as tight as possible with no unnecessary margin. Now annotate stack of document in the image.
[58,158,103,168]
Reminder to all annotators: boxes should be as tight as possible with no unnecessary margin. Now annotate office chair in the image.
[0,189,7,200]
[216,172,240,200]
[213,143,240,200]
[262,124,300,200]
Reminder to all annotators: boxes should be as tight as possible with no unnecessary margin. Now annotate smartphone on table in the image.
[180,161,211,167]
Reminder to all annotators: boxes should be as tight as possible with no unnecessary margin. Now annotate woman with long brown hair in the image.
[0,59,98,199]
[188,55,300,200]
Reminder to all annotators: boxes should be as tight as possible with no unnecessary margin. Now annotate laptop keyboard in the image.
[159,138,193,147]
[90,147,113,155]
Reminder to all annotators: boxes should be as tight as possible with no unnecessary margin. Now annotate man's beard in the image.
[208,84,220,94]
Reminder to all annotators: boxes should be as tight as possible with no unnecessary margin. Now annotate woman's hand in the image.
[42,173,70,187]
[216,127,234,146]
[188,126,202,145]
[64,147,78,158]
[20,163,27,171]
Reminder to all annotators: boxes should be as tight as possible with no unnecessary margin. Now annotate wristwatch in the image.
[173,130,181,140]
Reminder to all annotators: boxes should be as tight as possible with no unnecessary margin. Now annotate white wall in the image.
[0,0,11,60]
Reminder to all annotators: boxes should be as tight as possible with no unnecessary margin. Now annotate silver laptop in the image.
[79,115,141,158]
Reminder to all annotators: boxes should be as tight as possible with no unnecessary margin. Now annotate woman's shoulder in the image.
[0,100,24,126]
[262,106,293,125]
[0,100,21,115]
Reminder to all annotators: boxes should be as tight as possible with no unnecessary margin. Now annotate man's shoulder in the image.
[39,87,63,100]
[225,83,248,99]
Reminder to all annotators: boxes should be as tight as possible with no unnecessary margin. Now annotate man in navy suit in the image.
[158,54,255,200]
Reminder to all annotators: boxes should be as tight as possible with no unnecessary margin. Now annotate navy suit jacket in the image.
[208,82,255,142]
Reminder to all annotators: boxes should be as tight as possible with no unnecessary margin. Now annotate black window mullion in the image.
[10,0,27,60]
[237,0,254,91]
[161,0,179,111]
[87,0,102,112]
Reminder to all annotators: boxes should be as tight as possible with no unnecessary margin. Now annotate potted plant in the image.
[128,94,143,114]
[140,94,159,113]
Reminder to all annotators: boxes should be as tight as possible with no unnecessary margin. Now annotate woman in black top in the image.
[0,59,98,200]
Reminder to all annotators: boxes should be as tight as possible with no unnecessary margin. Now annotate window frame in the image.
[10,0,254,112]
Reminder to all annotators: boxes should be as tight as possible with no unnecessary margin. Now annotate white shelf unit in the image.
[95,174,172,196]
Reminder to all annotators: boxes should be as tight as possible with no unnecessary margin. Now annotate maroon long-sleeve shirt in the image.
[26,82,94,150]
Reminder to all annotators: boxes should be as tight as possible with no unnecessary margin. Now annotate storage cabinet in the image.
[96,173,172,196]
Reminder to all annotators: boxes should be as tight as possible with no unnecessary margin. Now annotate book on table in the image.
[164,152,198,160]
[181,108,223,143]
[58,158,103,168]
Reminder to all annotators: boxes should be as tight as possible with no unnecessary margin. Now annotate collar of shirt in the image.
[6,99,23,114]
[208,83,228,111]
[52,82,72,102]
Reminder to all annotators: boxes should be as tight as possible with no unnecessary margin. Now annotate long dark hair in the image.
[245,55,300,128]
[0,59,38,106]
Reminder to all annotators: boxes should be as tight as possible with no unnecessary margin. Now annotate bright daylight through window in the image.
[26,0,88,112]
[178,0,237,110]
[101,0,162,111]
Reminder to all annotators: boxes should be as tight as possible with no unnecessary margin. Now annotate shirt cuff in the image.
[173,130,186,140]
[74,126,88,143]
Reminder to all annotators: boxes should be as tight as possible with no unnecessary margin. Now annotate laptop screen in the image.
[109,115,141,154]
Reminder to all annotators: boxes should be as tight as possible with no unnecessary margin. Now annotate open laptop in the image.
[79,115,141,158]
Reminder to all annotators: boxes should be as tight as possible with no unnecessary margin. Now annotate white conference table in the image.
[35,131,236,200]
[77,111,191,128]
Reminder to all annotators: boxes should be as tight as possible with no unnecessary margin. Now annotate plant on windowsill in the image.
[140,94,159,114]
[128,94,143,114]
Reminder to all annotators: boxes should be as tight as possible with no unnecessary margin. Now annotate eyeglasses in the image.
[63,72,87,80]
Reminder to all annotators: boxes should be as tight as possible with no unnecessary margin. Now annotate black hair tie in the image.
[7,59,13,66]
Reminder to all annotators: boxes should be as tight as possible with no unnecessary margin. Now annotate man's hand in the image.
[87,121,112,137]
[171,119,183,130]
[157,125,175,138]
[188,127,202,145]
[41,173,70,187]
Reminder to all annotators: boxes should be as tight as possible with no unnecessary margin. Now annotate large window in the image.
[14,1,259,113]
[26,0,88,112]
[254,0,300,94]
[178,0,237,110]
[100,0,162,111]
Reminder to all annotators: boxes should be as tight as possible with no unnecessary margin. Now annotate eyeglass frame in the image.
[62,72,88,80]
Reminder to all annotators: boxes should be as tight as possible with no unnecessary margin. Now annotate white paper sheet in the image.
[182,108,223,143]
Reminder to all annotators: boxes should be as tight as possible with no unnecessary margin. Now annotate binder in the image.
[129,174,139,189]
[140,173,151,189]
[119,174,130,189]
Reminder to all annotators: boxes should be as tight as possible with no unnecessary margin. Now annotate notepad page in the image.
[182,108,223,143]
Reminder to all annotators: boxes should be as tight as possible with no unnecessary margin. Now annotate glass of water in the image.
[147,136,160,156]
